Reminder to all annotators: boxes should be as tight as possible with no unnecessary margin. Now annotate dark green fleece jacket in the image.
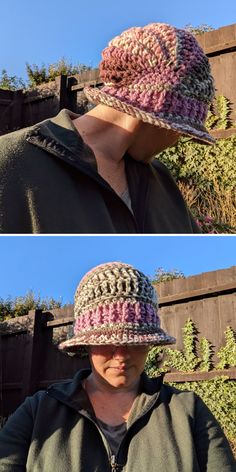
[0,109,200,234]
[0,370,235,472]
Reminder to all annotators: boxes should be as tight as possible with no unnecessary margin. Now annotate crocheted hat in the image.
[84,23,215,145]
[59,262,175,351]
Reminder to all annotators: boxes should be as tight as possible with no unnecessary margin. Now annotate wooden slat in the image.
[0,99,12,105]
[164,368,236,382]
[0,311,41,335]
[0,328,28,336]
[2,382,23,390]
[70,79,103,92]
[46,317,74,328]
[210,128,236,139]
[24,94,55,104]
[158,281,236,305]
[204,40,236,55]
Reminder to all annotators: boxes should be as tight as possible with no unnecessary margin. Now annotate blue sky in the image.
[0,236,235,303]
[1,0,235,81]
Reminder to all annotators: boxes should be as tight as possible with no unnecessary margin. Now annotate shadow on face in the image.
[88,345,150,390]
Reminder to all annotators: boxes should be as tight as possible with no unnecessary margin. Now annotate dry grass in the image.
[178,180,236,230]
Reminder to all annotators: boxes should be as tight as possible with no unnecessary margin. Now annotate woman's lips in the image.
[110,365,129,372]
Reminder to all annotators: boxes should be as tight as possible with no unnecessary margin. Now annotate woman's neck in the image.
[73,105,141,194]
[83,374,141,425]
[84,372,141,396]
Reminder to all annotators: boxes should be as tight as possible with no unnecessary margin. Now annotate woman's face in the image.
[88,344,150,390]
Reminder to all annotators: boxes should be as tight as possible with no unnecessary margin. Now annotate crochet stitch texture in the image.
[84,23,215,144]
[59,262,175,351]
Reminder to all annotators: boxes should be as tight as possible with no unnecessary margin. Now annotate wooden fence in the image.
[0,23,236,136]
[0,69,101,136]
[0,266,235,417]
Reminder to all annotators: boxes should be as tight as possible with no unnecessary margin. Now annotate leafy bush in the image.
[0,291,62,321]
[145,319,236,374]
[0,69,25,90]
[26,57,91,88]
[157,95,236,233]
[145,320,236,448]
[150,267,185,284]
[158,135,236,191]
[0,58,92,90]
[184,24,214,35]
[216,327,236,369]
[169,378,236,442]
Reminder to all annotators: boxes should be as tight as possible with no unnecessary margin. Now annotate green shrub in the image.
[0,291,62,321]
[169,378,236,442]
[157,135,236,191]
[26,58,91,87]
[145,320,236,446]
[150,267,185,283]
[157,95,236,233]
[216,327,236,369]
[0,69,25,90]
[145,319,236,375]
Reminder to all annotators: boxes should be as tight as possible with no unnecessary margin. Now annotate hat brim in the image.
[84,86,215,146]
[59,327,176,352]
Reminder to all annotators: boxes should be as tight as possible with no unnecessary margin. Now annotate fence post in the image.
[11,89,24,132]
[55,75,69,111]
[21,310,45,400]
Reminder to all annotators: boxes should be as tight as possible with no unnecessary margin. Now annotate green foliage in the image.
[0,69,25,90]
[206,96,234,130]
[145,320,236,446]
[0,58,92,90]
[145,319,236,375]
[26,57,91,87]
[150,267,185,284]
[158,135,236,191]
[216,327,236,369]
[198,337,214,372]
[145,347,166,376]
[182,319,200,370]
[147,319,200,373]
[0,291,62,321]
[158,95,236,194]
[169,378,236,441]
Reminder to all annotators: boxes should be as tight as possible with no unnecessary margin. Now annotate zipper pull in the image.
[111,455,117,471]
[110,454,123,471]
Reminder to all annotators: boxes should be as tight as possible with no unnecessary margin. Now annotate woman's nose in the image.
[111,346,130,359]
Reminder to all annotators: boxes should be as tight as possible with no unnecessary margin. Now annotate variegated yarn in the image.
[59,262,175,351]
[84,23,215,144]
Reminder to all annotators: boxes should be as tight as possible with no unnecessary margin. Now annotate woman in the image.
[0,23,214,233]
[0,262,235,471]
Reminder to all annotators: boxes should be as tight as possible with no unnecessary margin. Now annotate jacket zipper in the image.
[73,411,122,471]
[110,454,123,471]
[47,376,161,471]
[109,392,161,472]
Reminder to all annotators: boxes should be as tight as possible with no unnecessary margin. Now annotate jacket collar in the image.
[25,108,150,230]
[47,369,164,425]
[26,108,98,173]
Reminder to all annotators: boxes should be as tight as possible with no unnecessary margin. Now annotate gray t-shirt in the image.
[97,418,127,455]
[120,188,133,213]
